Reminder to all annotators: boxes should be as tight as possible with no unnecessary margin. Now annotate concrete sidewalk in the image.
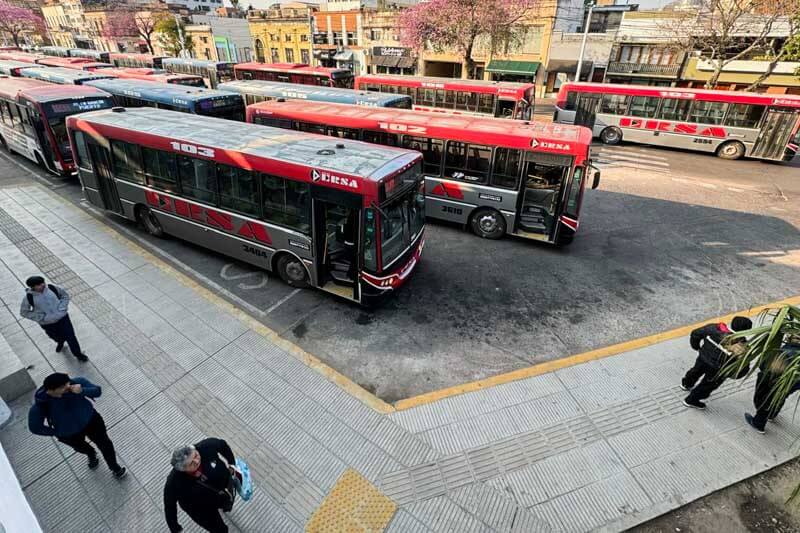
[0,181,798,533]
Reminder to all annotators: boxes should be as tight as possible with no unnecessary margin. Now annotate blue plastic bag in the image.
[234,457,253,501]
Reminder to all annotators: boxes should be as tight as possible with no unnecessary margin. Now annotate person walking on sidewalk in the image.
[164,438,239,533]
[28,373,127,478]
[681,315,753,409]
[745,336,800,434]
[19,275,88,362]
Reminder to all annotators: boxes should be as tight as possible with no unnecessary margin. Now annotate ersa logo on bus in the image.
[311,169,359,190]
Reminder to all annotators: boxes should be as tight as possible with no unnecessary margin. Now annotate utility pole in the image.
[576,0,595,82]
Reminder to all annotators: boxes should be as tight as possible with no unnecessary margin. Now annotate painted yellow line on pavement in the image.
[394,295,800,411]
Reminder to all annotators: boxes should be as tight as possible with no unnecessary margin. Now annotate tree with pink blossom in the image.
[0,1,44,48]
[102,6,163,54]
[399,0,538,79]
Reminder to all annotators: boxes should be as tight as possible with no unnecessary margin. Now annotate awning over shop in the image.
[314,49,335,59]
[396,57,416,69]
[333,50,353,62]
[486,60,540,75]
[546,59,593,75]
[370,55,400,67]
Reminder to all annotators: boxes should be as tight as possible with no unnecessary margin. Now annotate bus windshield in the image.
[379,164,424,268]
[44,97,114,159]
[197,100,245,121]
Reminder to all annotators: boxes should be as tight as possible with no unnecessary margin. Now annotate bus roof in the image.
[234,62,351,77]
[218,79,410,106]
[0,77,108,103]
[99,68,202,82]
[356,74,535,97]
[0,52,42,63]
[162,57,234,69]
[0,60,44,73]
[109,53,164,61]
[83,78,241,107]
[20,67,114,84]
[558,82,800,108]
[37,57,113,70]
[68,107,420,184]
[248,100,592,156]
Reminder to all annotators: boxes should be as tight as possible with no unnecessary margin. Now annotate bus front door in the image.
[87,141,123,214]
[311,186,362,302]
[751,107,800,160]
[574,94,600,129]
[516,162,562,241]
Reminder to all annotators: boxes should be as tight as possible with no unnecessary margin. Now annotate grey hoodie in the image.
[20,285,69,325]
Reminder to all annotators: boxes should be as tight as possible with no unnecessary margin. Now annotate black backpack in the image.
[26,284,61,311]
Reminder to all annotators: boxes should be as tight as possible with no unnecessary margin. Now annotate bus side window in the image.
[0,101,9,125]
[724,104,765,129]
[491,148,522,190]
[599,94,629,115]
[111,140,144,184]
[362,130,398,147]
[628,96,659,118]
[402,135,443,175]
[142,147,179,193]
[9,104,22,132]
[297,121,326,135]
[20,108,34,136]
[444,141,490,184]
[327,126,359,140]
[218,164,260,217]
[261,173,310,234]
[444,90,455,108]
[72,131,91,170]
[178,155,217,205]
[477,94,495,115]
[658,98,692,121]
[690,100,728,125]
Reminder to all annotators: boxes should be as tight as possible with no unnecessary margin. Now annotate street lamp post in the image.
[576,1,595,82]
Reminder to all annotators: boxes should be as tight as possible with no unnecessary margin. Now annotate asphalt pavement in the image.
[1,142,797,402]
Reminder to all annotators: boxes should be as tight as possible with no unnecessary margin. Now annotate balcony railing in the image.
[607,62,681,76]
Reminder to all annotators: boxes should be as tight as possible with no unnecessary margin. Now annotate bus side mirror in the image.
[589,164,601,189]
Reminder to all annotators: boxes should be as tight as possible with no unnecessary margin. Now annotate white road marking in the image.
[698,182,718,189]
[80,201,270,318]
[265,289,301,314]
[727,187,745,193]
[595,153,671,167]
[219,263,269,290]
[596,148,670,163]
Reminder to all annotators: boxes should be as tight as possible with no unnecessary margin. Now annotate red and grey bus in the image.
[0,77,114,175]
[67,49,111,63]
[67,107,425,303]
[554,82,800,161]
[0,60,45,77]
[162,58,234,88]
[97,68,205,87]
[40,46,72,58]
[109,53,165,69]
[36,57,113,71]
[248,100,597,245]
[19,66,114,85]
[234,63,353,89]
[355,74,535,120]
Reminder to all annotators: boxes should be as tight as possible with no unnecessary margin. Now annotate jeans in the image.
[41,314,83,357]
[683,356,725,402]
[58,411,121,472]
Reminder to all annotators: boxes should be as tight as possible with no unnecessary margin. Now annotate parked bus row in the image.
[554,82,800,162]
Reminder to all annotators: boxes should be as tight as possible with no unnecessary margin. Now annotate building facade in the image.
[187,14,252,62]
[42,2,76,49]
[248,3,314,65]
[311,9,362,72]
[360,8,417,75]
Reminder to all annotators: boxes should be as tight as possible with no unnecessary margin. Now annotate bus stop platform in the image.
[0,181,799,533]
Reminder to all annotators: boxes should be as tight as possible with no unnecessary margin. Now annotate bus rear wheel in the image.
[138,206,164,237]
[600,127,622,145]
[717,141,745,160]
[470,208,506,240]
[276,254,309,288]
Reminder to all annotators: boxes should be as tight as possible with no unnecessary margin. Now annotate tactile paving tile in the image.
[306,468,397,533]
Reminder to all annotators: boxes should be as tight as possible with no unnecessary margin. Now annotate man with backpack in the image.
[19,275,88,362]
[28,372,127,478]
[681,315,753,409]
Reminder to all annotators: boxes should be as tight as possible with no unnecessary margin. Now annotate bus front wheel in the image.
[276,254,309,288]
[717,141,745,160]
[138,206,164,237]
[600,127,622,145]
[470,208,506,240]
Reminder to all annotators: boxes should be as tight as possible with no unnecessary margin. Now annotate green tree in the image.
[155,15,193,57]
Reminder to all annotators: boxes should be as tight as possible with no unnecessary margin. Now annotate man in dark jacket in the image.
[164,438,238,533]
[681,315,753,409]
[19,275,88,362]
[745,337,800,434]
[28,373,126,478]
